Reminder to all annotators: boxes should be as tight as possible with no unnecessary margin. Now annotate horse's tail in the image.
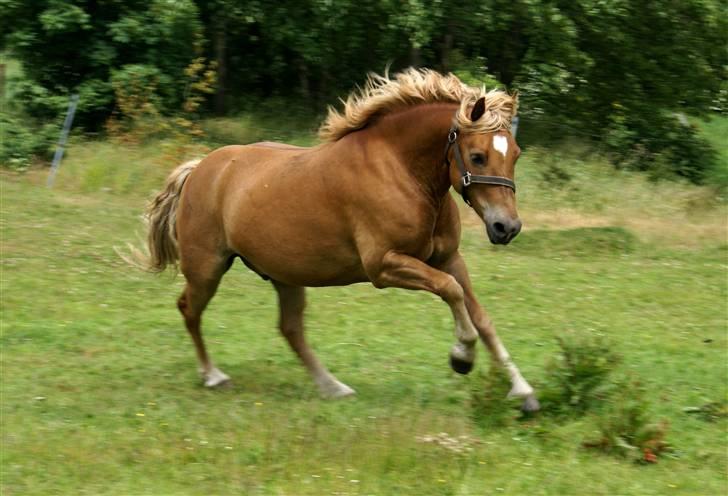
[120,159,201,272]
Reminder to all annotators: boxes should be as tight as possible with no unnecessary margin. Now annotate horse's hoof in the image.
[521,395,540,413]
[320,381,356,399]
[450,355,474,375]
[203,367,231,388]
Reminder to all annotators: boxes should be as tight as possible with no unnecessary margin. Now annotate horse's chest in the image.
[376,210,438,260]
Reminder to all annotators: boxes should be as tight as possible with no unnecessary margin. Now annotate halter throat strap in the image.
[444,125,516,206]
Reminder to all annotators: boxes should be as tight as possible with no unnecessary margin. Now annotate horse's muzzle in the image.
[485,218,522,245]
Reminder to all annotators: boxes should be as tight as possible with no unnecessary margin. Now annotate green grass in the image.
[2,131,727,494]
[695,116,728,191]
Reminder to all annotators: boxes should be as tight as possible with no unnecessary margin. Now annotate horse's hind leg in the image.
[273,281,355,399]
[178,254,231,388]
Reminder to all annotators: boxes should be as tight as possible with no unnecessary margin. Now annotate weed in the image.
[584,378,671,463]
[539,335,620,416]
[469,366,521,430]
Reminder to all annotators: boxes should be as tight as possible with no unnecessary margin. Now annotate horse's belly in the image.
[237,245,368,287]
[225,196,368,286]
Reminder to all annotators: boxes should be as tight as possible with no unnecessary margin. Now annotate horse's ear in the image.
[470,97,486,121]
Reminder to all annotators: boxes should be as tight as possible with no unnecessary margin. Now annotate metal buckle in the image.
[462,172,472,187]
[448,130,458,143]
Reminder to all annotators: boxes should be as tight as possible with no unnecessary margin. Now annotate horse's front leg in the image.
[439,252,540,412]
[368,251,479,373]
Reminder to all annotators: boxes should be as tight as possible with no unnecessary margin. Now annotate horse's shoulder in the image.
[428,194,461,263]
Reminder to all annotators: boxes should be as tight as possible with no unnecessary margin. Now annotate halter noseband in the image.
[444,125,516,206]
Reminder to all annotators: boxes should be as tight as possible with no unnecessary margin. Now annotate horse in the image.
[131,68,539,412]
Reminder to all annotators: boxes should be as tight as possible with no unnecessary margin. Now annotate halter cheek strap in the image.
[444,125,516,206]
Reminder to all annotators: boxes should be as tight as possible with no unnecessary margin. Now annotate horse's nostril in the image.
[493,222,506,234]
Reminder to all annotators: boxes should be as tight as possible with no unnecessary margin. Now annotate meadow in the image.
[1,120,726,495]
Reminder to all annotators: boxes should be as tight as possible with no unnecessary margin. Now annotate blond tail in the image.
[120,159,201,272]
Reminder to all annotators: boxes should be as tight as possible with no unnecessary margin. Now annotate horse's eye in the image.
[470,153,485,166]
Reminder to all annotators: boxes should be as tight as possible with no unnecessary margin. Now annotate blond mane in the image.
[318,67,518,142]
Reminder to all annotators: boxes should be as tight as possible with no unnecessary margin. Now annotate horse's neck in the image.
[375,103,458,203]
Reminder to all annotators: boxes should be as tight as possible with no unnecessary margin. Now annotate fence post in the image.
[511,115,519,138]
[46,93,80,188]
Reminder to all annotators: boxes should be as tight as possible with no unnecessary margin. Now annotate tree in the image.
[2,0,203,128]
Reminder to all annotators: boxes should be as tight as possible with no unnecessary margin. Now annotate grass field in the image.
[1,127,727,495]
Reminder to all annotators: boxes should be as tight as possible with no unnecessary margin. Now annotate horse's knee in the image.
[435,275,464,304]
[279,323,299,337]
[177,293,188,314]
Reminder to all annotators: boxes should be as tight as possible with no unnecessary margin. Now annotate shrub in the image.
[105,64,167,143]
[604,110,718,184]
[469,365,521,430]
[584,378,671,463]
[0,112,58,169]
[105,51,215,148]
[538,335,620,416]
[5,0,203,130]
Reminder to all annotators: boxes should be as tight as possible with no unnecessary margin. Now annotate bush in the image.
[538,335,620,416]
[105,54,216,147]
[469,366,521,430]
[0,112,58,169]
[604,110,718,184]
[5,0,203,130]
[584,378,671,463]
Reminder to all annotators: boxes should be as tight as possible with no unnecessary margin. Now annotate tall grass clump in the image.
[469,365,521,430]
[539,335,620,416]
[583,377,671,463]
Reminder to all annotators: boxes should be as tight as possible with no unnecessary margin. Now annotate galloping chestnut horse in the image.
[135,68,539,411]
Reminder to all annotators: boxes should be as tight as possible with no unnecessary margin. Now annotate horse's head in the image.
[447,96,521,245]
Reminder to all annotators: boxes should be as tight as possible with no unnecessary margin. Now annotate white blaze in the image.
[493,135,508,157]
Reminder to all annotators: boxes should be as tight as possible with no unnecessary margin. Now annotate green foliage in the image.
[469,366,519,430]
[104,53,216,150]
[694,116,728,196]
[105,64,166,142]
[2,0,725,180]
[604,109,719,183]
[539,335,621,416]
[584,378,671,463]
[3,0,203,128]
[0,111,58,169]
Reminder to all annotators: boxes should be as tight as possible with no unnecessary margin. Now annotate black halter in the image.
[444,125,516,206]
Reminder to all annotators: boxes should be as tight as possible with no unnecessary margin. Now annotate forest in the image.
[1,0,725,185]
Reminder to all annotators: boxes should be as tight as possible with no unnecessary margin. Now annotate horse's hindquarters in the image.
[191,145,368,286]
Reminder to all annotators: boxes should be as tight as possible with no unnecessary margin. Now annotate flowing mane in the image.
[318,67,518,142]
